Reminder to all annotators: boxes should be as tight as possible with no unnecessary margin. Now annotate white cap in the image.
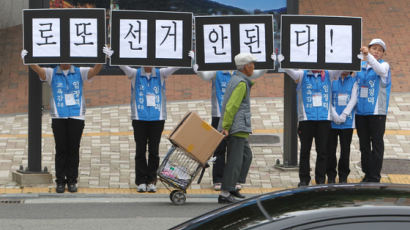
[234,53,258,66]
[369,38,386,51]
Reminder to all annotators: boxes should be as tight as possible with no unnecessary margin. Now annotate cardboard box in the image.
[169,112,224,166]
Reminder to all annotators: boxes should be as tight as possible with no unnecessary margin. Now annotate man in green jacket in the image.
[218,53,257,204]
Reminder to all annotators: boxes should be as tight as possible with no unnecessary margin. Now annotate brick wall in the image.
[300,0,410,91]
[0,0,408,114]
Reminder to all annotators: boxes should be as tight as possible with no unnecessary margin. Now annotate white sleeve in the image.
[197,71,216,81]
[367,54,390,83]
[328,70,344,81]
[80,67,91,82]
[44,68,54,84]
[342,81,358,116]
[119,65,137,79]
[331,105,339,120]
[283,69,304,81]
[249,69,267,80]
[160,67,179,79]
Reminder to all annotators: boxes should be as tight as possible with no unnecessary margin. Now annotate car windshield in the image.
[184,186,410,230]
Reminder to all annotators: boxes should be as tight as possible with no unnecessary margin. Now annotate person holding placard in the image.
[104,48,193,193]
[327,71,358,184]
[20,47,108,193]
[356,39,391,183]
[192,63,267,191]
[276,54,342,187]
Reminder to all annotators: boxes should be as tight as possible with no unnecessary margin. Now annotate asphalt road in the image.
[0,194,223,230]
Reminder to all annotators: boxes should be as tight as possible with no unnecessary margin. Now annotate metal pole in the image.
[281,0,299,168]
[26,0,49,172]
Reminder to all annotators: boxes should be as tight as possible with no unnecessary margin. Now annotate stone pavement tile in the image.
[0,94,410,191]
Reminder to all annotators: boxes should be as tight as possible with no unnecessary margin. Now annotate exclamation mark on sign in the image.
[330,29,333,53]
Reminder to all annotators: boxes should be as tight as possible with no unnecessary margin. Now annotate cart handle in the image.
[196,163,209,184]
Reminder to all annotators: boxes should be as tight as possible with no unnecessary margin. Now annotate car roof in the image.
[171,183,410,230]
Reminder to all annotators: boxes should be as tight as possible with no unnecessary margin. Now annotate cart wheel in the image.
[169,190,177,200]
[170,190,186,205]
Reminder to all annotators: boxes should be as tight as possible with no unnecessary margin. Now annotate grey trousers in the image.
[221,136,252,192]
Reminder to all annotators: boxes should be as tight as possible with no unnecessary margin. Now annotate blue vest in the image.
[356,60,391,115]
[296,70,331,121]
[331,75,356,129]
[50,66,83,118]
[131,68,165,121]
[212,71,233,117]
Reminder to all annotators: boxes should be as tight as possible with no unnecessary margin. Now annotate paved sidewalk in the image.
[1,93,410,194]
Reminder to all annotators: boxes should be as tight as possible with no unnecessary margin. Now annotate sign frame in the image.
[23,8,106,64]
[195,15,274,71]
[280,14,362,71]
[110,10,193,67]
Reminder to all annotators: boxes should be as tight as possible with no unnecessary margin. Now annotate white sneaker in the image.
[147,184,157,193]
[213,183,222,191]
[137,184,147,192]
[235,183,242,190]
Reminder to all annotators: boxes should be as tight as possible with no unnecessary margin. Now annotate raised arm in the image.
[367,53,390,83]
[328,70,344,81]
[119,65,137,79]
[87,64,103,80]
[160,67,179,79]
[197,71,217,81]
[272,53,301,81]
[249,69,267,80]
[29,64,47,81]
[283,69,304,82]
[360,46,390,84]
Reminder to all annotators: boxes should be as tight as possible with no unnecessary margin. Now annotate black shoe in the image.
[67,183,78,193]
[360,177,369,183]
[230,190,246,199]
[218,195,237,204]
[56,184,65,193]
[327,178,336,184]
[339,177,347,183]
[298,181,309,187]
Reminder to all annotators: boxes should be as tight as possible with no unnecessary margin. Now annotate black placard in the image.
[195,15,274,71]
[110,10,193,67]
[23,9,106,64]
[280,15,362,71]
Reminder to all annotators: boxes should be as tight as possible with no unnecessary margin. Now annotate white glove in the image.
[357,53,364,60]
[103,45,114,58]
[277,54,285,63]
[21,49,28,61]
[208,156,217,163]
[188,50,194,59]
[339,113,347,123]
[193,64,198,73]
[332,114,342,124]
[271,53,276,62]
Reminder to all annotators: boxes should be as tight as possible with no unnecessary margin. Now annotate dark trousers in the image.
[326,128,353,181]
[211,116,227,184]
[132,120,164,185]
[298,120,331,184]
[356,115,386,182]
[221,136,252,192]
[52,118,85,185]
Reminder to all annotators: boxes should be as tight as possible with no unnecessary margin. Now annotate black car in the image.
[171,183,410,230]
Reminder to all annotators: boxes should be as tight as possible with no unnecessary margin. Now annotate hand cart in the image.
[157,145,208,205]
